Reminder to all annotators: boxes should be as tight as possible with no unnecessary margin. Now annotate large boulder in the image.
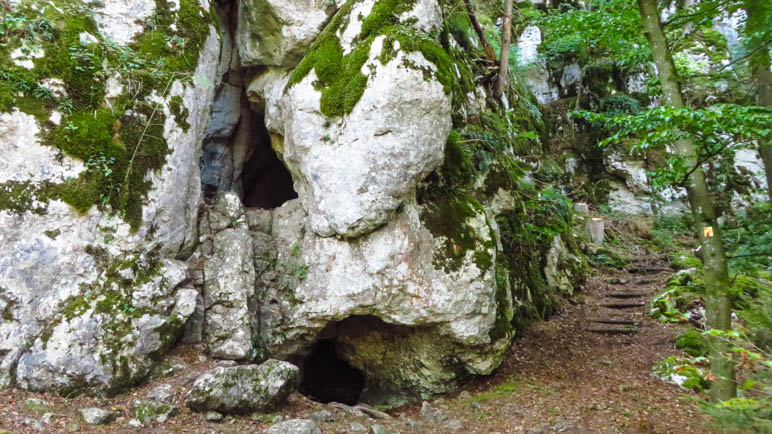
[264,0,453,239]
[0,0,219,393]
[237,0,339,67]
[185,360,300,413]
[256,198,505,406]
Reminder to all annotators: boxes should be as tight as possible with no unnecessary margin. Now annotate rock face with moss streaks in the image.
[0,0,219,393]
[237,0,339,67]
[257,198,504,406]
[267,0,453,238]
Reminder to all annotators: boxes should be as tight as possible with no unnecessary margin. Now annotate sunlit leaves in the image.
[571,104,772,189]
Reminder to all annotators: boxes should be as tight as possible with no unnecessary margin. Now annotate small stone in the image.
[205,411,223,422]
[399,413,420,431]
[458,391,471,400]
[131,399,179,423]
[419,401,446,424]
[350,422,367,432]
[214,360,237,368]
[443,418,464,431]
[198,355,208,363]
[353,404,393,420]
[246,208,273,233]
[265,418,322,434]
[24,398,52,412]
[308,409,334,422]
[146,384,175,404]
[67,423,80,432]
[23,417,43,431]
[41,412,56,424]
[370,424,393,434]
[527,423,552,434]
[80,407,117,425]
[128,419,142,428]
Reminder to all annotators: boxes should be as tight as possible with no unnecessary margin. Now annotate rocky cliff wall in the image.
[0,0,587,406]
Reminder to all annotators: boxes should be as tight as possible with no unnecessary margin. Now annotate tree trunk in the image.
[637,0,736,402]
[463,0,497,63]
[493,0,513,99]
[757,63,772,202]
[745,0,772,201]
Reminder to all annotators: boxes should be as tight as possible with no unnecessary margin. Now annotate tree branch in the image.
[463,0,497,63]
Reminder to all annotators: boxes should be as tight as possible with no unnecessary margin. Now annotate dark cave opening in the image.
[200,83,297,208]
[240,114,297,208]
[296,339,365,405]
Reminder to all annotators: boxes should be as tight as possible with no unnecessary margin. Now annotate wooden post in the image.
[587,217,604,244]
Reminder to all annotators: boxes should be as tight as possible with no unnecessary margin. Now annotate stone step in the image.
[606,292,647,299]
[600,302,647,309]
[586,327,638,335]
[590,318,641,326]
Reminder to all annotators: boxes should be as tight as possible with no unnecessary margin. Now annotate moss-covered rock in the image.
[185,361,300,414]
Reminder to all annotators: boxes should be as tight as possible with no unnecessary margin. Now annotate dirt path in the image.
[397,254,720,433]
[1,254,729,433]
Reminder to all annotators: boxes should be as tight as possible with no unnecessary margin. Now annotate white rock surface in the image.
[280,37,452,238]
[200,193,256,360]
[0,111,85,183]
[257,199,501,392]
[0,3,220,392]
[517,26,558,104]
[237,0,336,67]
[91,0,157,45]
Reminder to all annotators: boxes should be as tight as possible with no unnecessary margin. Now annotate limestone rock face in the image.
[517,26,558,104]
[185,360,300,413]
[237,0,338,67]
[0,0,219,393]
[277,34,452,238]
[198,193,257,360]
[257,199,503,404]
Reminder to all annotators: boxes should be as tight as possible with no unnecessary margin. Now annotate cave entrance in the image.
[200,83,297,208]
[296,339,365,405]
[240,114,297,209]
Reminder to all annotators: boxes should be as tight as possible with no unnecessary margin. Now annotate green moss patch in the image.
[287,0,462,117]
[420,194,493,274]
[0,0,212,230]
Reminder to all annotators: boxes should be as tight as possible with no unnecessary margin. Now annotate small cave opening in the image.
[295,339,365,405]
[240,114,297,209]
[199,66,297,207]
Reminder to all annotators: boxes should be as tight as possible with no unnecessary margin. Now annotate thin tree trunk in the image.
[745,0,772,201]
[463,0,497,63]
[493,0,513,99]
[637,0,736,402]
[757,63,772,202]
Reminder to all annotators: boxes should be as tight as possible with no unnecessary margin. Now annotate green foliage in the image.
[650,269,704,323]
[598,94,642,116]
[536,0,648,69]
[735,275,772,350]
[653,355,712,391]
[573,104,772,192]
[722,202,772,273]
[668,251,703,270]
[676,329,710,357]
[588,248,630,269]
[702,398,772,433]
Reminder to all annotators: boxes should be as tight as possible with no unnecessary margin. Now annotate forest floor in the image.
[0,228,740,433]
